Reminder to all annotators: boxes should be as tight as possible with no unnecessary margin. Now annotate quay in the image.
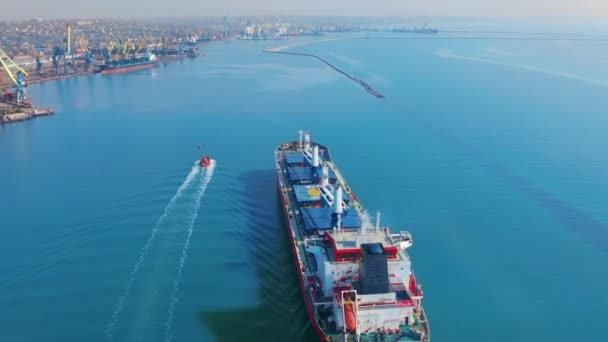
[0,101,54,124]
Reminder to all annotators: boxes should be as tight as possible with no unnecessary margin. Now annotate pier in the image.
[263,50,385,99]
[0,102,54,124]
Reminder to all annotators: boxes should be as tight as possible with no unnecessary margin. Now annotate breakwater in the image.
[263,50,384,99]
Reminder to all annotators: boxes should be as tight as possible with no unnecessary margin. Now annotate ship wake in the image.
[105,161,201,339]
[164,160,216,342]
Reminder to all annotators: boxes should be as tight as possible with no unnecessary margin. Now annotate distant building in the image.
[12,55,37,68]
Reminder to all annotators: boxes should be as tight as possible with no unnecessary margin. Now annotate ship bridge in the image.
[324,229,399,262]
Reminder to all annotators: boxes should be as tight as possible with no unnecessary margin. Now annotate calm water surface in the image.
[1,24,608,342]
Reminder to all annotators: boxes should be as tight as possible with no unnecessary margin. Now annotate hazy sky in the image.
[2,0,607,20]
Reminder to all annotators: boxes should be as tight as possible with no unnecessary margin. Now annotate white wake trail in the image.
[105,161,200,339]
[163,161,216,342]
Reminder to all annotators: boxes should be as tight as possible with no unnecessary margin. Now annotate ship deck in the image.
[276,140,430,342]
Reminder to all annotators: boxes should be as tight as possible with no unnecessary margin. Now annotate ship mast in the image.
[304,130,311,151]
[334,186,343,232]
[297,130,304,149]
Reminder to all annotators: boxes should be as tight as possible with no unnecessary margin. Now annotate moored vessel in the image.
[275,130,430,342]
[99,52,158,75]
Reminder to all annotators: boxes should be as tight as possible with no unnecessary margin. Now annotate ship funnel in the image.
[304,131,311,151]
[321,165,329,186]
[334,186,343,214]
[312,145,319,167]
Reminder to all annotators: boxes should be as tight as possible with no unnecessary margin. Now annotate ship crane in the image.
[0,47,30,107]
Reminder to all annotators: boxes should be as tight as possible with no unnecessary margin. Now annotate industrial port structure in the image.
[1,16,432,123]
[1,22,207,123]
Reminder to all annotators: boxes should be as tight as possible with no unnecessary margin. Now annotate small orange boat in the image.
[199,156,211,168]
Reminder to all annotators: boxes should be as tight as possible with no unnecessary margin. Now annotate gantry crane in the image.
[0,47,30,107]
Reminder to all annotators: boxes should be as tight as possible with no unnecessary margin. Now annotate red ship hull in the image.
[277,174,328,342]
[101,62,157,75]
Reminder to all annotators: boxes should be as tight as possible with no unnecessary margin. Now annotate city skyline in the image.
[1,0,607,21]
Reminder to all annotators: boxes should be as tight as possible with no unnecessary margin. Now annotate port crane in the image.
[77,36,94,70]
[102,38,116,66]
[133,37,147,62]
[31,47,45,75]
[107,38,123,66]
[51,23,76,74]
[118,39,130,65]
[52,45,66,74]
[0,47,30,107]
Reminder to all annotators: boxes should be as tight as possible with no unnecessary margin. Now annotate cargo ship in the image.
[99,52,158,75]
[275,130,430,342]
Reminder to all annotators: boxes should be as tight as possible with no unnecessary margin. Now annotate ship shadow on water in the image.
[199,170,317,342]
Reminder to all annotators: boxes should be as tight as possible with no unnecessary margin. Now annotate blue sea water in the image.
[1,22,608,342]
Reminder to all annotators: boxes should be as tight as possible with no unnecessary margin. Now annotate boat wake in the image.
[105,161,201,339]
[164,160,216,342]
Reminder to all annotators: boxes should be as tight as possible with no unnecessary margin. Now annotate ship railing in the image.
[390,231,413,243]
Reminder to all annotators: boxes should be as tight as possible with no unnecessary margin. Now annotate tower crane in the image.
[0,47,30,107]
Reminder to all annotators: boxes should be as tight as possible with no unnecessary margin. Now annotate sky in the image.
[1,0,607,20]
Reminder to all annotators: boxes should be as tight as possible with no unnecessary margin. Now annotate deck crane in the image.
[0,47,30,107]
